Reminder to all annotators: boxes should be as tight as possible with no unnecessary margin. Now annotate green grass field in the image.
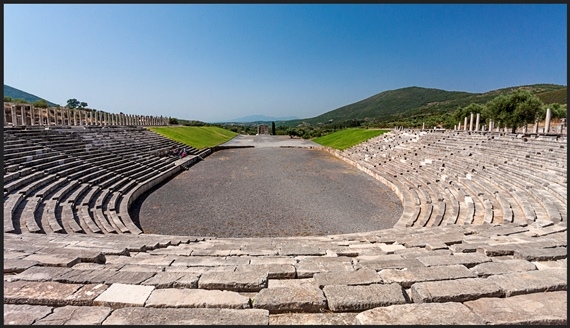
[312,128,389,150]
[148,126,238,149]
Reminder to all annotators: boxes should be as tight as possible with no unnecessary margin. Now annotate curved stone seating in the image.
[339,130,567,229]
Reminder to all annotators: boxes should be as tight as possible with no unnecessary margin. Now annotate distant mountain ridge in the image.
[4,84,57,107]
[281,83,567,127]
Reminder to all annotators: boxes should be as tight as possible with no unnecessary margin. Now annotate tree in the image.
[169,117,179,125]
[66,98,80,109]
[271,121,276,135]
[33,99,49,108]
[485,90,543,133]
[79,102,88,109]
[4,96,13,102]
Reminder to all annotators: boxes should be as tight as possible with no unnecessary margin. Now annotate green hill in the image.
[282,84,566,128]
[4,84,57,106]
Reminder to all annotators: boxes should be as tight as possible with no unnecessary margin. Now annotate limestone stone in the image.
[3,259,40,273]
[410,278,502,303]
[416,252,491,268]
[4,281,83,306]
[323,283,406,312]
[464,291,567,325]
[379,264,476,288]
[513,246,567,261]
[198,271,268,292]
[102,307,270,325]
[248,256,297,266]
[485,269,567,297]
[354,258,425,271]
[33,305,112,325]
[313,268,381,288]
[145,288,250,309]
[21,253,79,267]
[235,263,296,279]
[355,302,486,325]
[3,304,53,325]
[295,256,354,278]
[253,286,327,313]
[269,312,358,325]
[470,259,537,277]
[140,272,191,288]
[8,266,71,282]
[93,283,155,308]
[268,278,316,288]
[102,270,156,285]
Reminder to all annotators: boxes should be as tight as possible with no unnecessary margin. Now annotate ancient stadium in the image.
[3,105,567,325]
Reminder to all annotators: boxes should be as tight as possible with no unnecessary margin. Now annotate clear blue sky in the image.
[4,4,567,123]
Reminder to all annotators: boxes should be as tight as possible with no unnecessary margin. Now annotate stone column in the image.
[488,120,493,132]
[534,120,539,134]
[544,107,552,134]
[19,106,26,126]
[475,113,480,131]
[30,106,36,126]
[11,105,17,125]
[469,113,474,131]
[464,117,468,131]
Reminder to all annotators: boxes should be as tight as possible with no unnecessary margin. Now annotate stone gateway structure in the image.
[2,121,567,325]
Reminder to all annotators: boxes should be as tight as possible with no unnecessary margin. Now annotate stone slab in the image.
[102,307,269,325]
[140,272,193,288]
[313,268,381,288]
[268,278,316,289]
[410,277,503,303]
[33,305,112,325]
[93,283,155,308]
[416,252,491,268]
[355,302,486,325]
[470,259,537,277]
[3,304,53,325]
[253,286,327,313]
[8,266,71,282]
[378,264,476,288]
[269,312,358,325]
[294,257,354,278]
[513,246,567,261]
[145,288,251,309]
[485,269,567,297]
[323,283,406,312]
[198,271,268,292]
[235,263,296,279]
[3,259,40,273]
[354,258,425,271]
[4,281,87,306]
[21,253,79,267]
[464,291,567,325]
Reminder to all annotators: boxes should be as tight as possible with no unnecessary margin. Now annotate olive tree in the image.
[485,90,543,133]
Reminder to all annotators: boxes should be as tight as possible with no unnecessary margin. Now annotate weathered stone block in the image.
[323,283,406,312]
[253,286,327,313]
[410,278,502,303]
[355,302,486,325]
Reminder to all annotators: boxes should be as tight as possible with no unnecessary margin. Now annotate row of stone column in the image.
[4,104,170,127]
[452,109,563,134]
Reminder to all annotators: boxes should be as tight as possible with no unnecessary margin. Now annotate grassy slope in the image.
[312,128,389,150]
[148,126,238,149]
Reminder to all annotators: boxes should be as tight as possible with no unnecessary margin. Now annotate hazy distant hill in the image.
[282,84,566,127]
[4,84,57,107]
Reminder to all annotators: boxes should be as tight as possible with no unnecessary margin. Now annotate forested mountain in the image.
[281,84,566,127]
[4,85,57,107]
